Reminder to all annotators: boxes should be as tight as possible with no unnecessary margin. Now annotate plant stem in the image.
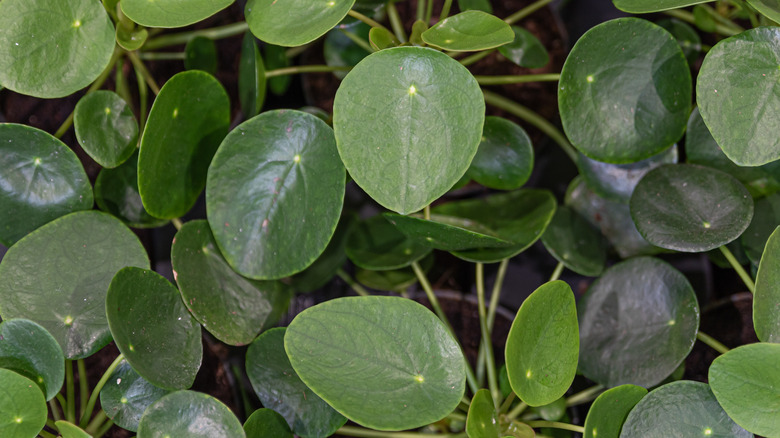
[135,66,148,133]
[424,205,431,220]
[49,399,62,422]
[504,0,555,25]
[171,218,184,230]
[127,51,160,95]
[482,89,577,163]
[143,22,249,50]
[55,394,67,416]
[230,364,254,420]
[566,384,604,406]
[662,9,741,36]
[549,262,564,282]
[718,245,755,293]
[39,430,56,438]
[65,360,75,423]
[460,49,494,67]
[440,0,454,21]
[338,426,466,437]
[265,65,352,78]
[338,28,375,53]
[387,2,408,43]
[477,258,509,385]
[80,354,124,428]
[498,392,516,414]
[524,420,585,433]
[417,0,426,21]
[477,263,501,407]
[474,73,560,85]
[336,268,371,297]
[138,51,186,61]
[425,0,435,23]
[348,9,390,32]
[285,43,313,59]
[506,400,528,420]
[94,419,115,438]
[697,331,730,354]
[77,359,89,419]
[85,409,107,435]
[46,418,57,430]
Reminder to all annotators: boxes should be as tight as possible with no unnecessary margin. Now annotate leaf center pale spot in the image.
[128,344,135,352]
[408,85,417,95]
[104,107,111,115]
[64,316,73,326]
[14,417,22,424]
[667,319,676,326]
[293,154,301,163]
[703,428,712,435]
[414,374,424,383]
[702,221,711,229]
[172,108,179,118]
[586,75,594,83]
[121,397,128,404]
[526,370,532,378]
[33,157,41,166]
[72,20,81,28]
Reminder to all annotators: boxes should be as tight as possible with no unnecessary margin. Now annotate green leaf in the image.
[325,20,372,80]
[748,0,780,22]
[55,421,92,438]
[531,397,567,422]
[285,296,466,431]
[106,267,202,390]
[184,36,218,75]
[620,381,751,438]
[333,46,484,214]
[355,253,433,292]
[656,18,702,66]
[541,206,606,277]
[612,0,710,12]
[264,44,291,95]
[466,389,501,438]
[121,0,234,28]
[697,27,780,166]
[246,328,347,437]
[578,257,699,387]
[742,193,780,266]
[74,90,138,168]
[346,215,432,269]
[290,213,356,293]
[422,10,514,52]
[138,70,230,219]
[498,26,549,69]
[754,226,780,343]
[692,5,717,33]
[630,164,754,252]
[583,384,646,438]
[0,211,149,359]
[0,124,93,246]
[369,27,400,51]
[384,213,513,251]
[115,26,148,51]
[206,110,345,279]
[137,391,244,438]
[709,343,780,437]
[100,360,172,433]
[245,0,356,46]
[0,369,47,438]
[239,32,266,119]
[0,0,115,98]
[559,18,691,164]
[458,0,493,13]
[0,319,64,401]
[506,281,578,407]
[244,409,293,438]
[171,220,291,346]
[467,116,534,190]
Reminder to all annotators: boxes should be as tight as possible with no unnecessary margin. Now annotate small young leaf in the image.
[612,0,709,13]
[74,90,138,168]
[290,213,357,293]
[0,319,64,401]
[498,26,549,69]
[421,10,514,52]
[369,27,400,51]
[346,215,432,270]
[264,44,291,95]
[55,421,91,438]
[245,0,357,46]
[753,226,780,343]
[355,253,433,292]
[121,0,234,28]
[137,391,244,438]
[100,360,172,432]
[384,213,511,252]
[541,206,606,277]
[115,26,148,51]
[325,21,372,79]
[467,116,534,190]
[184,36,218,75]
[466,389,501,438]
[0,369,47,438]
[747,0,780,22]
[531,397,567,422]
[458,0,493,13]
[583,384,646,438]
[410,20,429,46]
[239,31,266,119]
[692,5,717,33]
[244,408,293,438]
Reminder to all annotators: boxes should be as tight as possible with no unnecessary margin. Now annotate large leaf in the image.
[754,226,780,342]
[0,211,149,359]
[583,385,647,438]
[0,124,93,246]
[421,10,514,52]
[171,220,291,346]
[541,206,606,277]
[748,0,780,22]
[697,27,780,166]
[73,90,138,168]
[239,32,266,119]
[559,18,691,164]
[121,0,234,28]
[285,296,466,431]
[620,381,751,437]
[630,164,754,252]
[709,343,780,437]
[246,328,346,438]
[467,116,534,190]
[0,0,115,98]
[100,360,172,433]
[506,281,578,407]
[244,409,293,438]
[0,319,64,401]
[137,391,244,438]
[138,70,230,219]
[333,46,484,214]
[245,0,356,46]
[346,215,432,270]
[106,267,202,390]
[613,0,710,12]
[466,389,501,438]
[0,369,47,438]
[578,257,699,388]
[206,110,345,279]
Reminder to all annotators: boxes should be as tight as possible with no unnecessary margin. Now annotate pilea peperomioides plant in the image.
[0,0,779,437]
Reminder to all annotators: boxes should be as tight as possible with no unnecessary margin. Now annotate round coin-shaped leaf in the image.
[239,32,266,119]
[100,360,172,432]
[172,220,291,346]
[137,391,244,438]
[620,381,751,438]
[245,0,356,46]
[498,26,549,69]
[55,421,91,438]
[106,267,202,390]
[74,90,138,168]
[333,46,484,214]
[541,206,606,277]
[244,409,293,438]
[0,319,64,401]
[466,389,501,438]
[467,116,534,190]
[630,164,754,252]
[0,124,93,246]
[697,27,780,166]
[121,0,234,28]
[115,26,148,52]
[583,384,647,438]
[346,215,432,270]
[138,70,230,219]
[207,110,345,279]
[0,211,149,359]
[748,0,780,22]
[0,369,47,438]
[613,0,710,12]
[559,18,691,163]
[0,0,115,98]
[246,328,347,437]
[285,296,466,431]
[578,257,699,388]
[754,226,780,343]
[421,10,514,52]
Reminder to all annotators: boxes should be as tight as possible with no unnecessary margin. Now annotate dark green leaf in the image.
[55,421,91,438]
[246,328,346,437]
[467,389,501,438]
[325,21,372,79]
[747,0,780,22]
[0,123,93,246]
[741,193,780,266]
[245,0,356,46]
[458,0,493,13]
[137,391,244,438]
[171,220,291,346]
[74,90,138,168]
[753,226,780,343]
[0,211,149,359]
[559,18,691,163]
[0,0,115,98]
[384,213,512,251]
[467,116,534,190]
[185,36,218,75]
[206,110,345,279]
[498,26,549,69]
[333,46,484,214]
[244,408,293,438]
[106,267,202,390]
[0,369,47,438]
[121,0,234,28]
[290,213,356,293]
[692,5,717,33]
[656,18,701,66]
[578,257,699,387]
[369,27,400,51]
[264,44,291,96]
[355,253,433,292]
[100,360,172,432]
[0,319,64,401]
[630,164,754,252]
[285,296,466,430]
[531,397,567,422]
[115,26,148,51]
[422,10,514,52]
[138,70,230,219]
[612,0,710,12]
[541,206,606,277]
[239,32,266,119]
[583,385,647,438]
[346,215,432,269]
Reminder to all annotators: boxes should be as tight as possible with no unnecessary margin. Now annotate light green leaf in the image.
[100,360,172,433]
[55,421,91,438]
[245,0,356,46]
[467,116,534,190]
[137,391,245,438]
[244,409,293,438]
[498,26,549,69]
[185,36,218,75]
[613,0,710,13]
[754,226,780,343]
[239,32,266,119]
[121,0,234,28]
[74,90,138,168]
[466,389,501,438]
[369,27,400,51]
[0,369,47,438]
[541,205,606,277]
[422,10,514,52]
[584,385,647,438]
[748,0,780,22]
[0,319,64,401]
[115,26,148,51]
[346,215,432,270]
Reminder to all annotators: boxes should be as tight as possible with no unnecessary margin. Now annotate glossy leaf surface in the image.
[559,18,691,163]
[185,36,218,75]
[578,257,699,387]
[244,409,293,438]
[384,213,511,251]
[100,360,172,432]
[466,389,500,438]
[742,193,780,266]
[138,71,230,219]
[239,32,266,119]
[0,211,149,359]
[369,27,400,51]
[422,10,514,52]
[137,391,244,438]
[245,0,356,46]
[498,26,549,69]
[613,0,709,12]
[285,296,466,430]
[754,226,780,343]
[115,26,148,51]
[467,116,533,190]
[584,385,647,438]
[541,206,606,276]
[207,110,345,279]
[74,91,138,168]
[106,267,202,390]
[55,421,91,438]
[346,215,431,269]
[0,369,47,438]
[121,0,234,28]
[0,319,64,401]
[333,46,484,214]
[748,0,780,22]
